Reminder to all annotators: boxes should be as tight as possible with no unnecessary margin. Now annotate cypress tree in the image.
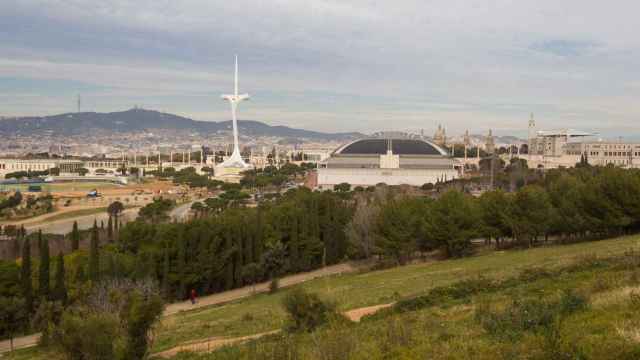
[88,220,99,282]
[70,221,80,251]
[12,232,21,260]
[162,241,170,298]
[38,230,50,300]
[254,207,264,263]
[177,229,186,299]
[107,215,114,242]
[223,230,234,290]
[53,252,68,305]
[21,234,33,315]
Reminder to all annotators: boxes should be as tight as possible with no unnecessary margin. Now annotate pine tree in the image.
[88,220,100,282]
[162,241,170,298]
[70,221,80,251]
[53,252,68,305]
[38,230,50,300]
[107,215,114,242]
[21,234,33,315]
[177,229,186,299]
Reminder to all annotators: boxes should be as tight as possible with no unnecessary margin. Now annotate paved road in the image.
[0,262,359,354]
[25,208,140,235]
[21,200,193,235]
[169,200,196,222]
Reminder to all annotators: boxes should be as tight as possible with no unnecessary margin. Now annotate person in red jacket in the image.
[190,289,197,304]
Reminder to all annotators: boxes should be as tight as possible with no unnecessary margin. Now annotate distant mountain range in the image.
[0,109,364,141]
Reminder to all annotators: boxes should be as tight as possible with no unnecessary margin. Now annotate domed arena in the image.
[314,137,459,189]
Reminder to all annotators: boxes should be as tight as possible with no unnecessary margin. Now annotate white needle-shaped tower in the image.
[216,56,253,173]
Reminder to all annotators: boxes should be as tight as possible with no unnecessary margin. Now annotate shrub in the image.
[518,267,552,282]
[282,288,342,332]
[54,311,119,360]
[475,291,589,341]
[558,289,588,315]
[629,291,640,310]
[269,278,280,294]
[311,322,357,360]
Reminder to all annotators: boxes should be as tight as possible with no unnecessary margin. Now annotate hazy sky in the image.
[1,1,639,137]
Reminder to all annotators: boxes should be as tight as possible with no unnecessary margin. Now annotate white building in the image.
[0,159,84,178]
[526,114,640,169]
[316,137,458,189]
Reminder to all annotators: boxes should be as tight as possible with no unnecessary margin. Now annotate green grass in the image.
[8,235,640,359]
[150,235,640,354]
[166,239,640,360]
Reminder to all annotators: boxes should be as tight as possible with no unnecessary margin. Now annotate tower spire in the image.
[234,55,239,97]
[219,56,252,171]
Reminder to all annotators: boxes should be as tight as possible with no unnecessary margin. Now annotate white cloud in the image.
[0,0,639,135]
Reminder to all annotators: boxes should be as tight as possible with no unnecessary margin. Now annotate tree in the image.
[38,230,50,300]
[241,263,262,294]
[107,215,114,242]
[107,201,125,230]
[0,297,27,353]
[334,182,351,193]
[53,252,68,305]
[21,235,33,315]
[121,290,164,359]
[509,185,553,247]
[52,280,164,360]
[77,168,89,176]
[70,221,80,251]
[0,261,21,298]
[374,197,425,264]
[345,196,379,259]
[89,220,100,282]
[427,190,479,258]
[191,201,205,219]
[479,190,513,248]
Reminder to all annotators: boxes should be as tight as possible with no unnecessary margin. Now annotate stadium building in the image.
[315,137,458,189]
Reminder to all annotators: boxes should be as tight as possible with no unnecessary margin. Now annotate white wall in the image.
[317,167,458,188]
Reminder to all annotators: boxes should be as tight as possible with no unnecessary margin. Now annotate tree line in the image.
[347,165,640,264]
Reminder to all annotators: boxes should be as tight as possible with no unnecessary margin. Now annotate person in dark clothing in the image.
[190,289,197,304]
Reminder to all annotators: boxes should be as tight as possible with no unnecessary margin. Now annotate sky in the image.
[0,0,639,138]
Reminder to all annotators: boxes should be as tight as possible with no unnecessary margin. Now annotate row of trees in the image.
[347,166,640,264]
[115,189,352,299]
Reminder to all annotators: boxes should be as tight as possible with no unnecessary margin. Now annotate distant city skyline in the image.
[1,1,639,138]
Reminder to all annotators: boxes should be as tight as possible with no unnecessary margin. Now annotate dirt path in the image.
[153,330,282,358]
[0,262,361,354]
[0,205,105,227]
[164,262,358,316]
[153,302,394,358]
[344,303,394,322]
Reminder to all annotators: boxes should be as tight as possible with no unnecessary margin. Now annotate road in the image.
[0,262,359,354]
[20,200,195,235]
[169,200,196,222]
[24,208,140,235]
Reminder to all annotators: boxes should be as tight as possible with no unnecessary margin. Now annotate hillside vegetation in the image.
[159,235,640,359]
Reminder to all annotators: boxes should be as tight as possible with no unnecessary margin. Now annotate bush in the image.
[269,278,279,294]
[282,288,343,332]
[311,322,357,360]
[54,311,119,360]
[475,291,589,341]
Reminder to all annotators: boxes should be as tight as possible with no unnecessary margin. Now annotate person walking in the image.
[190,288,197,305]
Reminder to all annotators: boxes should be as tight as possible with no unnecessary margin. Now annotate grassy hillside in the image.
[162,236,640,360]
[9,235,640,359]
